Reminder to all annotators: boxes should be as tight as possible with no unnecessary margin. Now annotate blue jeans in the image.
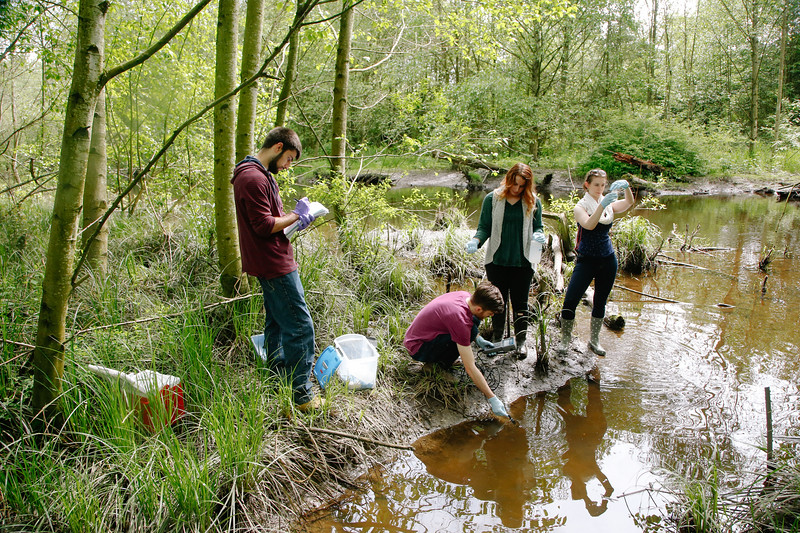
[258,270,315,405]
[412,316,480,368]
[561,253,618,320]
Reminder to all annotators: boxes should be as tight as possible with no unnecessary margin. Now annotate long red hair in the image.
[497,163,537,214]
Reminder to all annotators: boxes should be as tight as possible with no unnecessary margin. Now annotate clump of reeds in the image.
[612,216,664,274]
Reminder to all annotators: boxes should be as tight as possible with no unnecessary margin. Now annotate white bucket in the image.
[334,334,379,390]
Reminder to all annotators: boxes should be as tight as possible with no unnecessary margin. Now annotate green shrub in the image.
[580,112,706,180]
[612,216,663,274]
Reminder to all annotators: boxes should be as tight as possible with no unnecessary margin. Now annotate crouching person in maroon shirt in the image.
[231,127,322,412]
[404,281,512,419]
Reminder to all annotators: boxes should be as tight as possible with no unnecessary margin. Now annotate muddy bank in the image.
[386,167,798,197]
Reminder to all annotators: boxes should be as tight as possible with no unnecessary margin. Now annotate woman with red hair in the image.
[466,163,546,360]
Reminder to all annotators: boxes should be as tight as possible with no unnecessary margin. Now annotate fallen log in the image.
[430,149,506,174]
[612,152,665,175]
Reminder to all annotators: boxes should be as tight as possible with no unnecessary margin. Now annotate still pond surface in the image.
[304,193,800,532]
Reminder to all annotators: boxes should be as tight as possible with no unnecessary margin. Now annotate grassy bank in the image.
[2,176,799,532]
[0,183,486,531]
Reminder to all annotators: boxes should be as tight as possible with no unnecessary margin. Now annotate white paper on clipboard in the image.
[284,201,329,238]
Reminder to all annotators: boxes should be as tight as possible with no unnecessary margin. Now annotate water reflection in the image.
[413,406,535,528]
[557,377,613,516]
[302,194,800,532]
[410,376,621,528]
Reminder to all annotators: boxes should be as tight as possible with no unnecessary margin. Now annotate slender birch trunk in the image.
[236,0,265,162]
[331,0,354,174]
[214,0,244,298]
[32,0,106,419]
[82,88,109,277]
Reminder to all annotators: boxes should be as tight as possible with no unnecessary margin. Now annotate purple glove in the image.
[296,212,313,230]
[293,197,311,217]
[293,197,314,231]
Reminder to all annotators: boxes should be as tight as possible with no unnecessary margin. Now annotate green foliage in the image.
[611,216,663,274]
[580,112,707,180]
[546,190,580,228]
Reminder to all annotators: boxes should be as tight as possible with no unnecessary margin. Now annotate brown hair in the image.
[497,163,537,214]
[261,127,302,159]
[472,281,505,314]
[584,168,607,186]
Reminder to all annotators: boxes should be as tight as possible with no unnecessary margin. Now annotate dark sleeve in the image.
[473,193,493,245]
[241,177,277,236]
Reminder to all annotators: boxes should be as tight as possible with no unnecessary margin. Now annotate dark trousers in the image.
[412,316,480,368]
[560,253,618,320]
[485,263,534,342]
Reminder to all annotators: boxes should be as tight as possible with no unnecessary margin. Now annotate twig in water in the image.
[613,284,681,304]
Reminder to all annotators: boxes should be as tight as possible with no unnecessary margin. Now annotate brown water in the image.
[303,194,800,532]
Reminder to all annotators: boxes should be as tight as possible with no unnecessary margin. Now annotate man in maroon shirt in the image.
[404,281,511,419]
[232,127,322,412]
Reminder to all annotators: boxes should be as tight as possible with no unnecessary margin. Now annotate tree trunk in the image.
[663,3,672,118]
[748,28,759,158]
[32,0,106,419]
[275,3,302,128]
[559,25,571,95]
[214,0,245,298]
[81,88,109,277]
[774,0,788,155]
[235,0,264,162]
[647,0,658,106]
[331,0,354,174]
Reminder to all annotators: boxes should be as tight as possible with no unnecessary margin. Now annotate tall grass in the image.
[612,215,664,274]
[0,181,460,531]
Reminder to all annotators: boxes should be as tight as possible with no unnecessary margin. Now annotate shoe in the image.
[296,397,326,412]
[588,316,606,356]
[516,343,529,360]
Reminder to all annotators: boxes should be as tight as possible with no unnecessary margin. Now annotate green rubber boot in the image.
[556,318,574,355]
[589,316,607,356]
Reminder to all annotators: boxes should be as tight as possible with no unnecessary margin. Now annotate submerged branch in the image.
[656,257,735,278]
[613,284,681,304]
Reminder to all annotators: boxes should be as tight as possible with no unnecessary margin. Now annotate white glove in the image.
[532,230,546,245]
[465,238,479,254]
[488,396,509,418]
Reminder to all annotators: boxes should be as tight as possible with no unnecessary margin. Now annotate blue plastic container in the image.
[313,345,342,388]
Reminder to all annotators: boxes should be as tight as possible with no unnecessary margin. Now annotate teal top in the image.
[474,194,543,267]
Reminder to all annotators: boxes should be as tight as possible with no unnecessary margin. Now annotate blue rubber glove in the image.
[488,396,510,418]
[293,197,314,231]
[475,335,495,351]
[532,230,546,245]
[465,238,479,254]
[609,179,630,192]
[599,193,617,209]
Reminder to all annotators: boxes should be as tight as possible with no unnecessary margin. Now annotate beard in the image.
[267,150,287,174]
